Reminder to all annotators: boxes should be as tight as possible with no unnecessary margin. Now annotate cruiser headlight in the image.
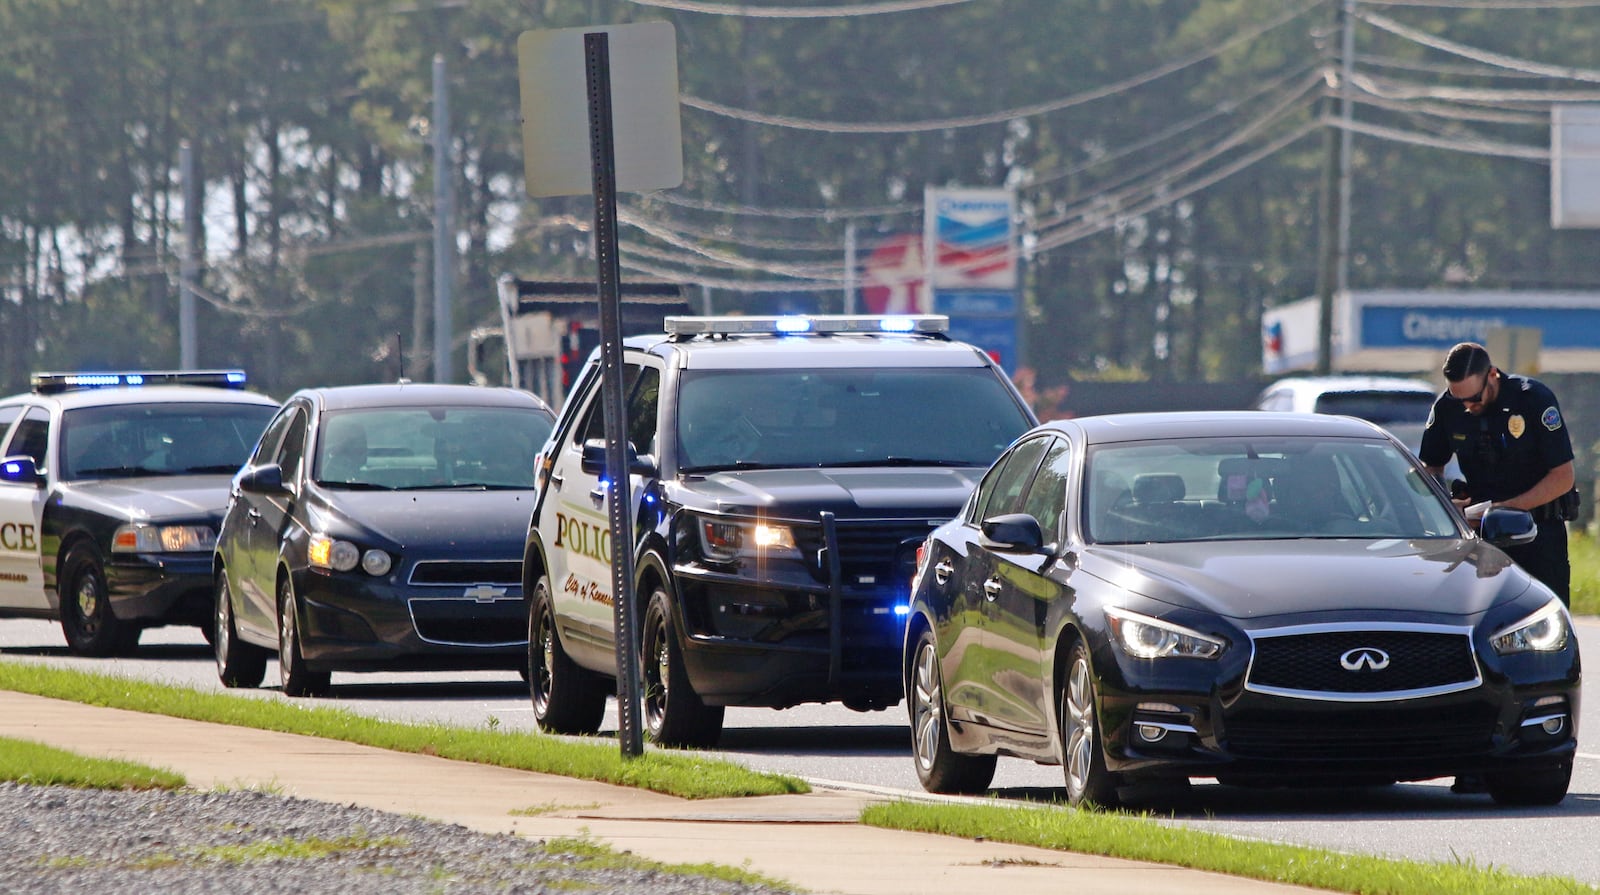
[696,516,799,563]
[1491,600,1570,655]
[1105,607,1225,660]
[111,523,216,553]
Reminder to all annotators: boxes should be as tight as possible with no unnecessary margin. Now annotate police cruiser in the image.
[524,315,1036,746]
[0,371,277,655]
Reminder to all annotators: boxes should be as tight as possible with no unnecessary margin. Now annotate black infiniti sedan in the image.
[905,411,1579,808]
[213,383,555,696]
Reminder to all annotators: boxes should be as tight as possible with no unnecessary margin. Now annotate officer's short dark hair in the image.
[1442,342,1492,382]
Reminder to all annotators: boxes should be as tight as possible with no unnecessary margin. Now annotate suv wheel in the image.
[909,627,996,793]
[642,587,723,748]
[59,543,138,657]
[215,573,268,688]
[528,574,606,734]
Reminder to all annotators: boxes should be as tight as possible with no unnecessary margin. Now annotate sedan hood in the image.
[309,489,535,552]
[671,466,982,519]
[1080,538,1532,622]
[65,475,235,522]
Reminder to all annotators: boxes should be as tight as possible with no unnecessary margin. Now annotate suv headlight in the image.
[1105,607,1225,660]
[308,533,392,576]
[696,516,799,563]
[1491,599,1570,655]
[112,523,215,553]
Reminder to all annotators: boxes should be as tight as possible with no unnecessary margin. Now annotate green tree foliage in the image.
[2,0,1597,398]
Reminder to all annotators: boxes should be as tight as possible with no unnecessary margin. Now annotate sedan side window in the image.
[974,437,1049,522]
[1021,438,1071,546]
[7,409,51,470]
[274,409,309,484]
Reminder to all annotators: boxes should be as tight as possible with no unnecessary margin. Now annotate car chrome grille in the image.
[1246,628,1480,700]
[408,560,521,587]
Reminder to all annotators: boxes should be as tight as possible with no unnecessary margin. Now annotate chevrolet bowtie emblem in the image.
[1339,647,1391,672]
[464,585,510,602]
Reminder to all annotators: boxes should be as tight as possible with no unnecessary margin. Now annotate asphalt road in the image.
[3,616,1598,885]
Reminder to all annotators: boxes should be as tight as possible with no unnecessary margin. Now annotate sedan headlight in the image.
[308,533,391,577]
[1491,599,1570,655]
[696,516,799,563]
[1105,607,1225,660]
[112,523,215,553]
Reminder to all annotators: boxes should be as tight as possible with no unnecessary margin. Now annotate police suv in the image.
[524,315,1036,746]
[0,371,278,655]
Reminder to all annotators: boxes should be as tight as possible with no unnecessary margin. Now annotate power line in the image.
[681,0,1324,133]
[1357,8,1600,82]
[624,0,976,16]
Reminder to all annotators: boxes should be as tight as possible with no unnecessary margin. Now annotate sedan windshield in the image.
[675,367,1032,471]
[1085,436,1460,544]
[62,402,276,480]
[316,406,553,490]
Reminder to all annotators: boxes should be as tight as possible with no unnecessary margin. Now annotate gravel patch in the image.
[0,783,797,894]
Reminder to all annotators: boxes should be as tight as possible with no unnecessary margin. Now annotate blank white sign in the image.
[518,22,683,198]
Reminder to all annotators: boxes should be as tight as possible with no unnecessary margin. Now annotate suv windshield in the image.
[676,367,1031,471]
[62,402,276,480]
[1084,436,1460,544]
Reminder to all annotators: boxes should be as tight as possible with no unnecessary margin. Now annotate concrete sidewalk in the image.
[0,691,1319,895]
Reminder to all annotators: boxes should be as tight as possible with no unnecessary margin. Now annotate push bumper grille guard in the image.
[822,510,843,684]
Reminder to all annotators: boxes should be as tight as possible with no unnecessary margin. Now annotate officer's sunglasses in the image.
[1452,370,1493,404]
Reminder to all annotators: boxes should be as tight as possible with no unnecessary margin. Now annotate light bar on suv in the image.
[32,370,248,395]
[663,314,949,336]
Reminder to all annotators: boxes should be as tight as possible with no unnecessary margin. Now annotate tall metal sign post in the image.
[518,22,682,757]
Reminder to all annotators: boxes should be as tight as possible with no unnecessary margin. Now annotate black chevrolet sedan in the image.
[905,411,1579,808]
[213,383,554,696]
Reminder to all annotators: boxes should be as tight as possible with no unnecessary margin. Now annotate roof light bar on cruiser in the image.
[32,370,249,394]
[663,315,949,336]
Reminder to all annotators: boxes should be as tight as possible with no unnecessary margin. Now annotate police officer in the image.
[1420,342,1576,605]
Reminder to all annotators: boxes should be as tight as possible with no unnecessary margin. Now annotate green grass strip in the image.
[0,660,805,800]
[863,800,1598,895]
[0,735,186,790]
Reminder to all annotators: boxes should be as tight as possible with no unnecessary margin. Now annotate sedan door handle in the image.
[549,472,564,490]
[933,559,953,586]
[983,577,1002,601]
[589,484,607,506]
[246,508,262,526]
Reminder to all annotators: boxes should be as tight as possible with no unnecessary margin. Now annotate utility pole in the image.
[179,142,200,370]
[843,220,857,313]
[1315,0,1356,375]
[432,54,455,383]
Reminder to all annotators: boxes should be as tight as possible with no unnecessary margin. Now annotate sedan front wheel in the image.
[1061,640,1121,809]
[909,627,996,794]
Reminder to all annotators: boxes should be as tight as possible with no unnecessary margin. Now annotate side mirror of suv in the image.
[581,438,657,477]
[0,455,45,487]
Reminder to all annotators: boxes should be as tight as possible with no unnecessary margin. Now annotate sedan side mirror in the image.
[236,463,288,495]
[1480,506,1537,548]
[0,455,45,487]
[980,512,1046,553]
[581,438,657,477]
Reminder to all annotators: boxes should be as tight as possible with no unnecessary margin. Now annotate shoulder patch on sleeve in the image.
[1542,406,1563,431]
[1426,406,1435,428]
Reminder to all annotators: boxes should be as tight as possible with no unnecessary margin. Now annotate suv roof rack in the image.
[663,314,949,337]
[32,370,249,395]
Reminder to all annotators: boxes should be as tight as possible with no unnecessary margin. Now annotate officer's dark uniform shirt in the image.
[1418,372,1573,508]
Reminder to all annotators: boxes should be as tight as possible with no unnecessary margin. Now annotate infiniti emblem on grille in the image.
[1339,647,1390,672]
